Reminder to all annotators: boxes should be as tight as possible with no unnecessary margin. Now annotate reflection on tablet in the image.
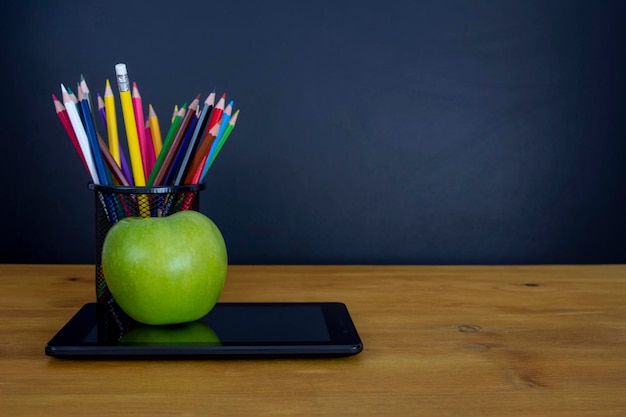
[120,321,222,346]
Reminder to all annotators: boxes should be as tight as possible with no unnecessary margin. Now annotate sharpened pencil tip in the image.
[230,109,239,125]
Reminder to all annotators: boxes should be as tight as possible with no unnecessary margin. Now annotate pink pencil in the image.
[145,118,156,173]
[132,82,150,183]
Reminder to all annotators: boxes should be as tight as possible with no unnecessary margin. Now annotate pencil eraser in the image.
[115,63,127,75]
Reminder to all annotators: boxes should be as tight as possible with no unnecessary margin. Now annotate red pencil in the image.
[52,94,89,172]
[132,82,150,183]
[205,93,225,133]
[180,124,218,209]
[184,122,219,184]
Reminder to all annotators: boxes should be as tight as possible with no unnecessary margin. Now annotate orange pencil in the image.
[148,104,163,156]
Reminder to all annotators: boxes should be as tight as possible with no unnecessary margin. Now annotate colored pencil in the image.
[147,105,186,186]
[98,91,132,186]
[104,80,120,167]
[115,63,146,186]
[132,82,151,180]
[61,84,100,184]
[203,108,239,179]
[53,94,89,172]
[66,86,78,104]
[97,132,132,220]
[164,113,198,185]
[204,101,233,171]
[79,75,96,115]
[218,101,234,138]
[144,119,156,173]
[79,75,90,101]
[151,95,200,186]
[172,91,215,185]
[148,104,163,156]
[184,122,219,184]
[206,93,225,132]
[97,132,130,187]
[97,94,107,129]
[119,148,134,186]
[78,85,109,185]
[79,75,100,133]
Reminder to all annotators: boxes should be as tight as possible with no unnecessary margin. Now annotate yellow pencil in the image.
[148,104,163,156]
[103,80,120,167]
[115,63,150,217]
[115,63,146,186]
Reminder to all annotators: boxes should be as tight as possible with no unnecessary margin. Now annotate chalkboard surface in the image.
[1,0,625,264]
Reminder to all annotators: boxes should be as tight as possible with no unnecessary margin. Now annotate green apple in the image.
[101,210,227,325]
[120,321,222,346]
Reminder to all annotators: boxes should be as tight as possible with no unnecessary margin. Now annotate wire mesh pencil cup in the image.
[89,183,205,304]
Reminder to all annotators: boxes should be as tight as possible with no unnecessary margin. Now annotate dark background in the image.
[1,0,625,265]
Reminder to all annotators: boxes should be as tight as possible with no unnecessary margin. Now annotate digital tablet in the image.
[45,302,363,359]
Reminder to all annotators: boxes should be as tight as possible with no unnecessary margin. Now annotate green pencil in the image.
[204,109,239,179]
[147,103,187,186]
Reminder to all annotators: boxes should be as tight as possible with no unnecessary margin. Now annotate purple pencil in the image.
[119,151,134,186]
[97,93,107,130]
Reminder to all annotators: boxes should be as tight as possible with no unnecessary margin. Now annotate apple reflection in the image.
[119,320,221,346]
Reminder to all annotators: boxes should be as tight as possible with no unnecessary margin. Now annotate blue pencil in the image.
[164,114,198,185]
[78,86,109,185]
[201,101,233,180]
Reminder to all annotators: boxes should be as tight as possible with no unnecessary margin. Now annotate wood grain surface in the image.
[1,264,625,416]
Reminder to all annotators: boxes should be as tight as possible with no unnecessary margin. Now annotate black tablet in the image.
[45,302,363,358]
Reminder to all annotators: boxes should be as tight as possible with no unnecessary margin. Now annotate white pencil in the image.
[61,83,100,184]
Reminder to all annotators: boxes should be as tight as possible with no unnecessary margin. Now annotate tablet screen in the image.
[46,302,363,357]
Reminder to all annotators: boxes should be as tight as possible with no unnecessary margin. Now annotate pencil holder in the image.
[89,183,205,303]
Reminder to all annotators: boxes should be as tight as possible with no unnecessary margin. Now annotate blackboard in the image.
[1,0,625,264]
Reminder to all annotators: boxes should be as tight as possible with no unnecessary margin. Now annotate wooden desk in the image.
[1,265,625,416]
